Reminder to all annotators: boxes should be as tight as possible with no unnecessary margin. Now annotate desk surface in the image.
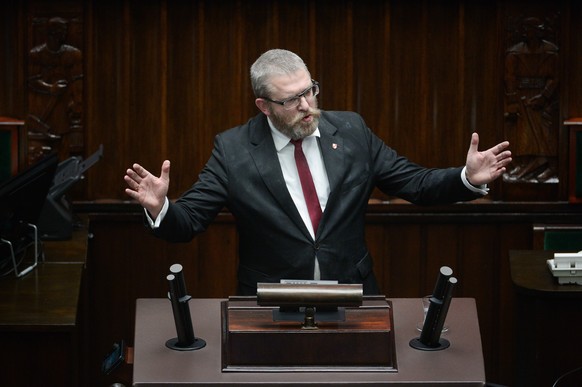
[509,250,582,296]
[510,250,582,386]
[0,225,87,330]
[133,298,485,386]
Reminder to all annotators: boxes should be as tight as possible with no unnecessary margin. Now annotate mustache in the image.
[305,107,321,118]
[294,106,321,123]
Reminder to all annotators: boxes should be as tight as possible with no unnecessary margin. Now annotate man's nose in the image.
[297,96,309,110]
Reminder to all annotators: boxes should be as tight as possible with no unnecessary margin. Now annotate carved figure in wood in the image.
[504,16,559,183]
[27,16,83,164]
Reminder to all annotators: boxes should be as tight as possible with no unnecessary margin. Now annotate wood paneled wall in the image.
[1,0,581,201]
[2,1,582,386]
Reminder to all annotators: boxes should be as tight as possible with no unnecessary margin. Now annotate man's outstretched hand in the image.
[124,160,171,219]
[465,133,512,186]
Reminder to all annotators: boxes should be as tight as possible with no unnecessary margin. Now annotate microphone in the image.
[165,263,206,351]
[410,266,457,351]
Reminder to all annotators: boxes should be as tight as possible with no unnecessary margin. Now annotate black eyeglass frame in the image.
[261,80,320,110]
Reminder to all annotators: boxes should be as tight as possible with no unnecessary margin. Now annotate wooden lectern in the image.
[221,295,396,372]
[133,298,486,386]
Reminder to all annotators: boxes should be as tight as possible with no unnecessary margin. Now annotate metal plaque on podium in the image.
[220,285,396,372]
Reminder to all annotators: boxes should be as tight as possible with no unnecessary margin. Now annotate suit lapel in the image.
[316,116,344,240]
[318,118,344,194]
[248,115,313,239]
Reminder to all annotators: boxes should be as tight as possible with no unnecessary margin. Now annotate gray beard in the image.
[270,108,321,140]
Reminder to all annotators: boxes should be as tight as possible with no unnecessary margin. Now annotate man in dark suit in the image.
[124,49,511,295]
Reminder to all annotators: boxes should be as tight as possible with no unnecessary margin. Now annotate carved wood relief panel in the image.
[26,13,84,165]
[503,13,560,185]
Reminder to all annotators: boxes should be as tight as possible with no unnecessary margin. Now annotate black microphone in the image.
[410,266,457,351]
[165,263,206,351]
[429,277,457,345]
[431,266,453,300]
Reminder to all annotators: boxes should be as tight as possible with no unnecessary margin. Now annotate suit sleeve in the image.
[152,134,230,242]
[363,119,483,205]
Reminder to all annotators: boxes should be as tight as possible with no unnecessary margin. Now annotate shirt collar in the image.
[267,116,321,152]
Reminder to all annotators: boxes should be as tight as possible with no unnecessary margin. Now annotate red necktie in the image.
[290,139,322,236]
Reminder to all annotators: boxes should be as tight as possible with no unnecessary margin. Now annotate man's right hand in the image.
[124,160,171,220]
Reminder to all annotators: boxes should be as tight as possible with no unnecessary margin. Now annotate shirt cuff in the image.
[461,166,489,196]
[145,197,169,229]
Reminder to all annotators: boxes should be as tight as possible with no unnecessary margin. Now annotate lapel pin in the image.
[332,143,338,149]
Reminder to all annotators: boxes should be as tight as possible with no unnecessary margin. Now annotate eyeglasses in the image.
[262,80,320,110]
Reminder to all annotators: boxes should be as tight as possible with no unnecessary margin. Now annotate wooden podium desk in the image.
[510,250,582,387]
[0,225,87,387]
[510,249,582,296]
[133,298,486,386]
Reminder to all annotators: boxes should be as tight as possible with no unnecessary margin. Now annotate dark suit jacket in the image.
[153,111,482,295]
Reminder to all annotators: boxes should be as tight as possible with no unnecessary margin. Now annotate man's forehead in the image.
[269,70,311,97]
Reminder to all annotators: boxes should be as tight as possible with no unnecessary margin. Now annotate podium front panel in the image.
[221,296,396,372]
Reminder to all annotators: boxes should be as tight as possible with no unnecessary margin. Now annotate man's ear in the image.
[255,98,271,116]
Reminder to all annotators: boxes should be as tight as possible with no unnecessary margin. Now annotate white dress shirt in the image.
[268,118,331,281]
[267,119,331,239]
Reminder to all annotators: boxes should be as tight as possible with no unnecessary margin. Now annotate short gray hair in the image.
[250,49,310,98]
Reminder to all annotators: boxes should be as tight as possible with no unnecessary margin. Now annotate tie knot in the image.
[290,138,303,147]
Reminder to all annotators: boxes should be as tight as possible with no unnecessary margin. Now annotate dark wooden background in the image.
[2,0,581,201]
[2,1,582,386]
